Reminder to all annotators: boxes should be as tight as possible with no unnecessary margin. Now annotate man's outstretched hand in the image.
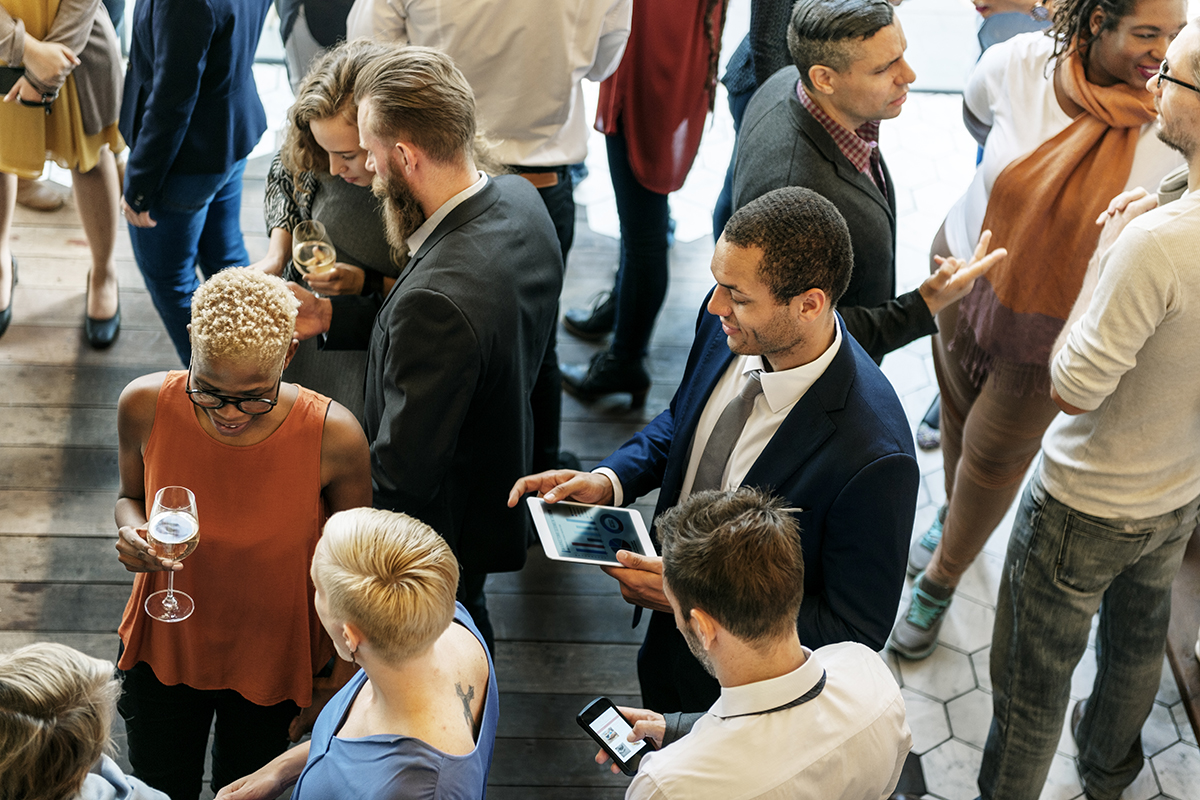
[507,469,615,507]
[921,229,1008,317]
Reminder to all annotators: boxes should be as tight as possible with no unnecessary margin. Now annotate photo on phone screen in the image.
[577,697,655,776]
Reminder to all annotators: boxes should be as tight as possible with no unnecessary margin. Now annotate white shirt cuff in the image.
[593,467,623,507]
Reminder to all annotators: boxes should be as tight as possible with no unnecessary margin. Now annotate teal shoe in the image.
[908,504,947,577]
[889,572,954,660]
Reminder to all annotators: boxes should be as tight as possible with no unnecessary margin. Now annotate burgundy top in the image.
[595,0,724,194]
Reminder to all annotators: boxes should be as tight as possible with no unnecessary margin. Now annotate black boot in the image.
[562,292,616,341]
[562,349,650,408]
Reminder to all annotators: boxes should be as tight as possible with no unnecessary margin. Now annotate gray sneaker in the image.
[908,504,948,577]
[889,573,954,660]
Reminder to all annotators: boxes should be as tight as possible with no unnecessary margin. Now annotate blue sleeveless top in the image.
[293,603,498,799]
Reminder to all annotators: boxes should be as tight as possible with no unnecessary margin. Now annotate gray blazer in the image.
[733,66,936,362]
[325,175,563,574]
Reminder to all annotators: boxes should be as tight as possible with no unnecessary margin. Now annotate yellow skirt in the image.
[0,0,125,178]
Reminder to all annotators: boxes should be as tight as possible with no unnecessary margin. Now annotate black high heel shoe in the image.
[0,257,16,340]
[85,272,120,349]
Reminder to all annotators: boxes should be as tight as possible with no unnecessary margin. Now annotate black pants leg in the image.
[636,610,720,713]
[458,569,495,657]
[530,168,575,471]
[118,659,297,800]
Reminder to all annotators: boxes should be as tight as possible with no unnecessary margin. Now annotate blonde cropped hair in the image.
[0,643,120,800]
[190,268,298,371]
[314,508,459,663]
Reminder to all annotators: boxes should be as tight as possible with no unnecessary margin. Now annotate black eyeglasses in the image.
[1157,60,1200,95]
[185,362,282,415]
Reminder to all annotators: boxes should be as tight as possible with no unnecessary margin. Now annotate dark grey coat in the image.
[325,175,563,574]
[733,66,937,362]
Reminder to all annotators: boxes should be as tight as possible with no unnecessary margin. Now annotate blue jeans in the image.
[129,159,250,364]
[979,471,1200,800]
[607,130,670,361]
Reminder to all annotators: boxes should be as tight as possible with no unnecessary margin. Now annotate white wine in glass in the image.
[144,486,199,623]
[292,220,337,278]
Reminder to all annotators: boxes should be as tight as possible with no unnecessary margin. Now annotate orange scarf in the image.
[954,46,1156,395]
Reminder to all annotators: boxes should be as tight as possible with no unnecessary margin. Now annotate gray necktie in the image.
[691,370,764,493]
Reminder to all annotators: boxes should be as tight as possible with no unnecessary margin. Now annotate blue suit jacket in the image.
[601,301,919,650]
[119,0,271,212]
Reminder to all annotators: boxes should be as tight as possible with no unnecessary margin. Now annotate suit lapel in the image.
[660,314,736,503]
[788,91,895,223]
[378,179,502,315]
[743,315,857,490]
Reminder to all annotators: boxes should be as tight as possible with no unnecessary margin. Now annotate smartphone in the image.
[577,697,656,776]
[0,67,25,94]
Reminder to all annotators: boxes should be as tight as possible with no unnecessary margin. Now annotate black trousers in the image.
[117,657,298,800]
[528,165,575,472]
[637,609,721,713]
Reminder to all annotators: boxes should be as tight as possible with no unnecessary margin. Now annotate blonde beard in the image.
[372,168,426,253]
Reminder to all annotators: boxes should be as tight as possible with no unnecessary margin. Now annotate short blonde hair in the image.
[0,643,120,800]
[314,508,459,662]
[190,268,298,371]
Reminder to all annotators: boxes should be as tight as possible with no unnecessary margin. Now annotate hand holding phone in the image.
[578,697,660,776]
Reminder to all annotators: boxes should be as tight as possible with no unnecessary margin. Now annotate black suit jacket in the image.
[324,176,563,574]
[733,66,937,362]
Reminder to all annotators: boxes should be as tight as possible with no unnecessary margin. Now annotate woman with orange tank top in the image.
[113,269,371,800]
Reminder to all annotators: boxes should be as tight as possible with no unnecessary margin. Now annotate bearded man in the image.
[290,45,563,651]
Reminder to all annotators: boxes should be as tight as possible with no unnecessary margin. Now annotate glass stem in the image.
[166,569,175,601]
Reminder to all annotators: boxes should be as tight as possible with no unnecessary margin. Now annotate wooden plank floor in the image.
[0,155,714,797]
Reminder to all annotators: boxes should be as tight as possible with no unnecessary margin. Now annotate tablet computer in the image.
[526,497,655,567]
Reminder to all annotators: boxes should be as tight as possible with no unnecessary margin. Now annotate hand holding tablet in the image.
[526,498,656,567]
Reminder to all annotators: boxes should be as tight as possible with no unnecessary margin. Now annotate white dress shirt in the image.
[346,0,632,167]
[626,642,911,800]
[600,322,842,507]
[405,172,487,254]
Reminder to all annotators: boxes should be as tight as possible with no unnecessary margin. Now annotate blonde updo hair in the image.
[314,508,459,663]
[0,643,120,800]
[190,268,298,373]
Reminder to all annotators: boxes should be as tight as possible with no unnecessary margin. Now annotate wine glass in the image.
[144,486,200,622]
[292,220,337,291]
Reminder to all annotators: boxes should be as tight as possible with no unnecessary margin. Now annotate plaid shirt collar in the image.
[796,81,882,179]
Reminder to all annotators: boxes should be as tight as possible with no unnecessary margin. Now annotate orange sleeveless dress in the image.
[117,371,334,708]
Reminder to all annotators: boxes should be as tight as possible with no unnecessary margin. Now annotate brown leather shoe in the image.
[16,178,69,212]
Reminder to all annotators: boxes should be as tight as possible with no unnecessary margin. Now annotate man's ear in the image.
[807,65,837,96]
[689,607,721,651]
[788,287,829,323]
[395,141,417,174]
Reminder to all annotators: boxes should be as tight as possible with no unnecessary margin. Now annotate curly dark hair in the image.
[722,186,854,306]
[1048,0,1141,68]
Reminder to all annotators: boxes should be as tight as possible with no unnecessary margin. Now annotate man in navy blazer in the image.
[512,187,923,711]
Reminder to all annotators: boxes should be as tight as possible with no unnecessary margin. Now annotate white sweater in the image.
[1044,191,1200,519]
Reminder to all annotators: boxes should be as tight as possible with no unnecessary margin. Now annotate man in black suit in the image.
[732,0,995,363]
[291,46,563,651]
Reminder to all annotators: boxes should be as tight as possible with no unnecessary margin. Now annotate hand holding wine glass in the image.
[292,220,337,294]
[144,486,200,622]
